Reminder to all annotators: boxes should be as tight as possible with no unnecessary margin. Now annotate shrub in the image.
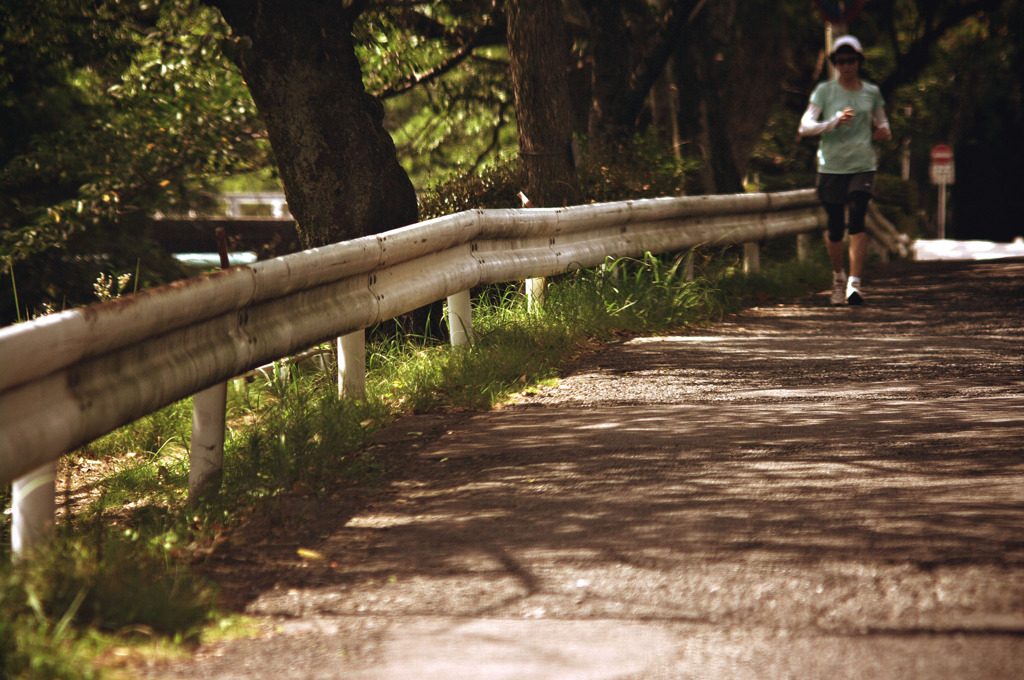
[418,159,520,220]
[418,133,702,219]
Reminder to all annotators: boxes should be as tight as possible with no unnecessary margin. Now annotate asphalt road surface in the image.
[142,257,1024,680]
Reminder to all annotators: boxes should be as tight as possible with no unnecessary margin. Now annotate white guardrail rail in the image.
[0,188,907,554]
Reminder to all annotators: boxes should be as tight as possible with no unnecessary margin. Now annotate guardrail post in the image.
[743,242,761,274]
[189,383,227,503]
[527,277,546,311]
[447,290,473,346]
[338,330,366,398]
[11,462,56,556]
[797,233,814,263]
[187,227,231,504]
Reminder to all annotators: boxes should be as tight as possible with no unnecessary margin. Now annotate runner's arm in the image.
[798,103,843,137]
[872,107,892,141]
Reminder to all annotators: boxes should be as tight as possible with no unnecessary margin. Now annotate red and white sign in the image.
[930,144,955,185]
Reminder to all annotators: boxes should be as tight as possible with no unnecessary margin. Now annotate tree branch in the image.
[472,100,510,171]
[612,0,706,128]
[374,23,503,99]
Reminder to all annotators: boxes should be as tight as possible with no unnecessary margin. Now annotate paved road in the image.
[144,258,1024,679]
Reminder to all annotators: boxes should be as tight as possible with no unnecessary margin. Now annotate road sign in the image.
[930,144,955,239]
[930,144,955,185]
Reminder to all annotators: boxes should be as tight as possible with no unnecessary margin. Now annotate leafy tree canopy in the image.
[4,0,1021,324]
[1,0,269,322]
[355,0,514,189]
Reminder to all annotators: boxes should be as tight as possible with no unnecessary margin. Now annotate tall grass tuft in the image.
[0,527,213,680]
[221,365,389,503]
[545,251,725,334]
[16,533,213,638]
[0,577,96,680]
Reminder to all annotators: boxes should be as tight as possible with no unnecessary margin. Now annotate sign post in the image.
[930,144,955,239]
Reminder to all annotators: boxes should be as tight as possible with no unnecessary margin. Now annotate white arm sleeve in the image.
[798,103,843,137]
[873,107,891,133]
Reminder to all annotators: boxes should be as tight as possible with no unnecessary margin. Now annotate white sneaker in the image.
[830,272,847,305]
[846,278,864,305]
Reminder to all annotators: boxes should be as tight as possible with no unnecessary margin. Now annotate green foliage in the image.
[873,173,925,239]
[367,305,572,413]
[221,366,388,502]
[753,1,1023,240]
[874,174,918,212]
[418,157,520,219]
[12,534,212,637]
[709,248,832,308]
[356,3,513,188]
[1,0,270,324]
[389,68,518,191]
[418,134,702,220]
[0,575,95,680]
[0,529,211,679]
[547,252,724,333]
[84,400,193,465]
[577,135,701,204]
[750,105,818,190]
[888,3,1024,239]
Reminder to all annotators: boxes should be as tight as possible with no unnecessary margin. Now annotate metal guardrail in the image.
[0,188,906,553]
[866,203,912,259]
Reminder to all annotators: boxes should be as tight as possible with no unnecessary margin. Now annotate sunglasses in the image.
[834,57,860,66]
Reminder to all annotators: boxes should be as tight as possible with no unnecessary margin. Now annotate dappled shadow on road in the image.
[532,331,1022,407]
[525,258,1024,407]
[202,258,1024,628]
[133,258,1024,680]
[323,399,1024,581]
[215,395,1024,628]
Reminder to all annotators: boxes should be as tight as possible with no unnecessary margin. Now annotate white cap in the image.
[831,35,864,56]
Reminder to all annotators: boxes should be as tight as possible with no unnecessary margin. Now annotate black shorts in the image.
[816,172,876,205]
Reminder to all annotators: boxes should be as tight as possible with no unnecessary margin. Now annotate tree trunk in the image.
[507,0,578,207]
[585,0,637,155]
[206,0,417,248]
[581,0,704,157]
[675,0,790,193]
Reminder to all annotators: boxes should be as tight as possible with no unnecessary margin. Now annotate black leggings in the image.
[823,191,870,243]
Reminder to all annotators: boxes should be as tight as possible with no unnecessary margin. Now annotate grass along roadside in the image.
[0,247,830,678]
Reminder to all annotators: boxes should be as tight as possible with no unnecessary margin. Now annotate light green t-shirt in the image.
[810,79,886,174]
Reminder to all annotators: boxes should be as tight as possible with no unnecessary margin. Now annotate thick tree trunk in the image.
[507,0,578,207]
[207,0,417,248]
